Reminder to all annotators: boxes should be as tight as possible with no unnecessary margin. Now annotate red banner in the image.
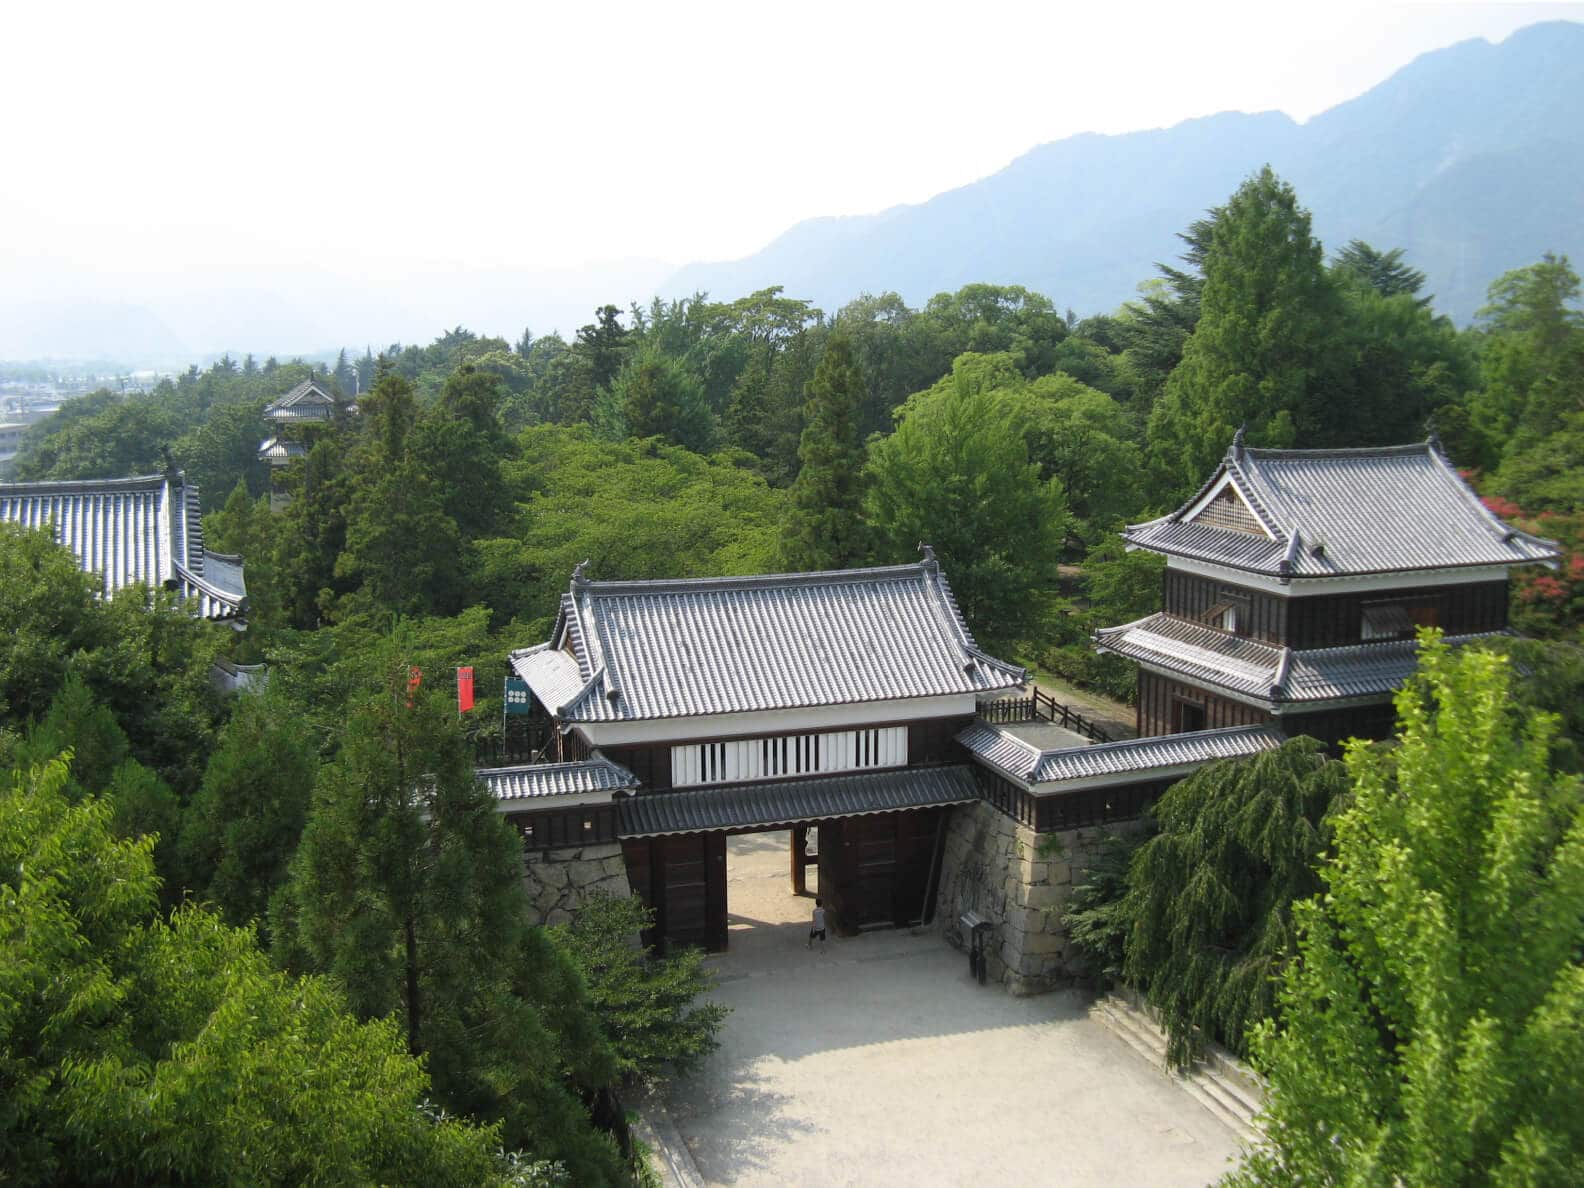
[406,665,422,708]
[457,666,475,713]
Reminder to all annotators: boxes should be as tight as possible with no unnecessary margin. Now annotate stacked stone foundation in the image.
[522,842,633,924]
[935,800,1139,995]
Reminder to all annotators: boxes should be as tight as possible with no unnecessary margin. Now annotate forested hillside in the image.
[5,164,1582,1181]
[668,21,1584,325]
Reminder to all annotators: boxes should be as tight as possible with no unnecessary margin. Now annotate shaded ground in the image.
[662,834,1242,1187]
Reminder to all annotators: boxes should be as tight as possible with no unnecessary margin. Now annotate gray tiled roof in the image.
[264,379,340,422]
[257,436,307,462]
[1126,441,1560,580]
[510,559,1026,722]
[1095,614,1284,699]
[0,472,246,619]
[617,765,978,837]
[958,720,1284,788]
[479,758,639,802]
[1094,612,1502,706]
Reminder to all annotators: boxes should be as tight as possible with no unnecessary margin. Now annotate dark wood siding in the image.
[1280,703,1398,750]
[1285,579,1508,649]
[975,766,1172,833]
[1136,670,1271,738]
[604,713,974,793]
[818,808,946,932]
[1163,571,1286,644]
[621,833,728,953]
[506,803,620,851]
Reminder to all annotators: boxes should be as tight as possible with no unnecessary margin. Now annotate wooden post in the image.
[790,826,808,895]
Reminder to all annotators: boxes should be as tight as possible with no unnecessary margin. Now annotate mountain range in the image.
[664,21,1584,324]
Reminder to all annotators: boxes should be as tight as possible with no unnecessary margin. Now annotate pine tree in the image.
[724,348,772,459]
[277,652,625,1183]
[1146,167,1342,500]
[780,332,869,570]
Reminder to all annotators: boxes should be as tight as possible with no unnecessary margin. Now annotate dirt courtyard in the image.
[658,831,1244,1187]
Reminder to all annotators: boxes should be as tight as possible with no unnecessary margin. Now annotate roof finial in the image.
[918,543,938,571]
[1230,424,1247,462]
[571,559,591,589]
[1425,416,1444,456]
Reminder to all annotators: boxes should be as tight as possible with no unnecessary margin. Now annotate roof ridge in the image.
[573,561,930,595]
[1244,441,1434,461]
[1035,722,1278,761]
[0,473,167,495]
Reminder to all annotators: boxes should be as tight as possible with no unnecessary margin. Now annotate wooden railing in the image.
[977,687,1115,743]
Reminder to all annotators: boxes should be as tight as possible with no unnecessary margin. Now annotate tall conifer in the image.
[1146,167,1341,500]
[780,331,869,571]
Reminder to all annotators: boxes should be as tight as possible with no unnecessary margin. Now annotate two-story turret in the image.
[1095,435,1559,744]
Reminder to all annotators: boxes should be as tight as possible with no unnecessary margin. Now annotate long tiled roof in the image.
[617,765,978,836]
[479,758,639,802]
[510,558,1026,722]
[0,472,246,619]
[1126,440,1560,580]
[958,721,1285,787]
[1094,612,1502,706]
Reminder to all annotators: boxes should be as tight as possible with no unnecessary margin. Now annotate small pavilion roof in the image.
[510,555,1026,723]
[478,758,640,803]
[958,720,1284,790]
[0,471,246,619]
[1125,438,1559,580]
[1093,612,1504,708]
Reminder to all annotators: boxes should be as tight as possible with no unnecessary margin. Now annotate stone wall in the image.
[522,842,633,925]
[934,800,1140,995]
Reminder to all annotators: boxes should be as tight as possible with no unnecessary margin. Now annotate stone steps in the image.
[1089,991,1264,1145]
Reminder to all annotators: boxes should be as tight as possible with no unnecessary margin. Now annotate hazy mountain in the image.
[665,21,1584,324]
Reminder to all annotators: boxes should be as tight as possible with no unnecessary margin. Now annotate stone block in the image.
[1023,883,1067,911]
[1018,929,1065,957]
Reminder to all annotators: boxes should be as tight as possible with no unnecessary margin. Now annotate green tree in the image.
[0,755,514,1186]
[1119,738,1347,1067]
[780,332,870,570]
[1231,637,1584,1185]
[548,894,729,1086]
[611,347,715,452]
[1334,239,1431,305]
[278,655,625,1183]
[336,372,463,616]
[866,377,1067,647]
[574,304,631,391]
[1147,167,1341,500]
[1468,253,1584,471]
[179,691,319,936]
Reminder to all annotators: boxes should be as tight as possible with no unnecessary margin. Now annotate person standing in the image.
[808,898,827,949]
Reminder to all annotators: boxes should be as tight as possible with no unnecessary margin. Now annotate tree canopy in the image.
[1231,637,1584,1184]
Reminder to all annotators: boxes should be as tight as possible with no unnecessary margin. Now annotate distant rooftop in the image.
[511,553,1026,723]
[0,471,246,620]
[263,379,345,423]
[1126,438,1559,580]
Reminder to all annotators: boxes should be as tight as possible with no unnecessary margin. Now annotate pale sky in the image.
[3,0,1582,357]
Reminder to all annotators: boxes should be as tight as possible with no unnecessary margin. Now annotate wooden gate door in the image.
[622,833,728,953]
[817,809,945,932]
